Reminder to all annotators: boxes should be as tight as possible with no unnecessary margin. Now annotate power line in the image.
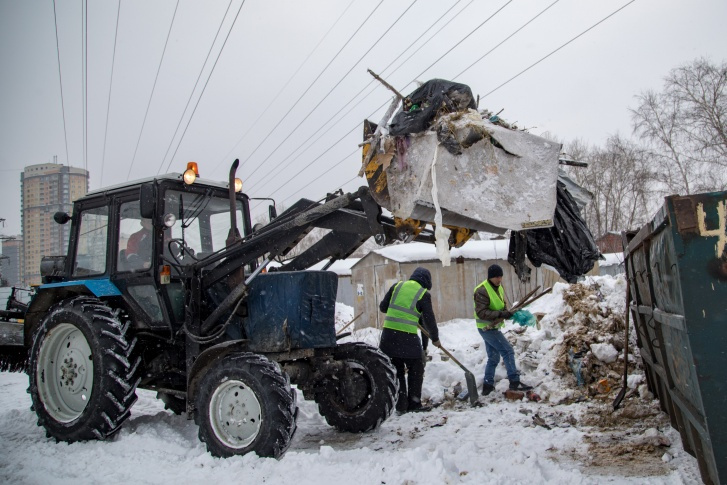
[252,1,575,206]
[274,1,638,207]
[243,0,418,183]
[100,0,122,187]
[155,0,234,175]
[235,1,385,173]
[252,1,513,200]
[126,0,180,181]
[384,0,473,88]
[453,0,560,80]
[282,169,359,207]
[412,0,513,81]
[82,0,87,173]
[52,0,70,166]
[481,0,637,99]
[161,0,247,174]
[213,0,356,174]
[245,0,473,193]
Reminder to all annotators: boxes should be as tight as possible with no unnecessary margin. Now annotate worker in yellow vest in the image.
[474,264,532,396]
[379,267,440,413]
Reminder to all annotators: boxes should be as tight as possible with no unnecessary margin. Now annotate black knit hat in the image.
[488,264,504,279]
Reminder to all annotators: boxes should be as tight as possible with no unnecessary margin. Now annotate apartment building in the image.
[21,163,88,285]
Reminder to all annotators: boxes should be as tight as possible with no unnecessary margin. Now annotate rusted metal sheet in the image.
[624,191,727,485]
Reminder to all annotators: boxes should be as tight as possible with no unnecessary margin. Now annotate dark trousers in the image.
[390,356,425,412]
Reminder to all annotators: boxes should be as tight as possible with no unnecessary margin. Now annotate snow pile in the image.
[0,275,702,484]
[373,239,510,263]
[339,274,637,407]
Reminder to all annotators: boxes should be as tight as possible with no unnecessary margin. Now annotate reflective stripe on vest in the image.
[383,280,426,334]
[473,280,505,329]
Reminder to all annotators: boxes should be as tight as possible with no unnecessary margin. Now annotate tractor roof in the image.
[80,173,234,200]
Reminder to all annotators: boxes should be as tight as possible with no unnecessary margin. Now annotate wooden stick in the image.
[368,69,405,101]
[336,313,363,335]
[490,287,552,328]
[358,95,400,175]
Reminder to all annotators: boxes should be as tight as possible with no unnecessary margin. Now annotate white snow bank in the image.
[373,239,510,263]
[0,277,701,484]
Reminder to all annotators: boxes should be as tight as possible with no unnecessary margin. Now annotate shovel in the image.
[418,325,479,406]
[613,278,631,411]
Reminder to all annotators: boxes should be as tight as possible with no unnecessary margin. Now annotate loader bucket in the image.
[363,111,562,235]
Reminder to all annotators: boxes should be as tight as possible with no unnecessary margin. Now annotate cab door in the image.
[112,196,168,329]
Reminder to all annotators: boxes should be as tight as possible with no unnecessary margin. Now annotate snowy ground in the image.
[0,276,702,484]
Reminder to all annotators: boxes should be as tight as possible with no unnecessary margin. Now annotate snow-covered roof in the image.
[600,252,624,267]
[307,258,361,276]
[369,239,510,263]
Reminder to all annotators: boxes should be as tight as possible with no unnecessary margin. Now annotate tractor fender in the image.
[23,279,123,347]
[187,340,249,405]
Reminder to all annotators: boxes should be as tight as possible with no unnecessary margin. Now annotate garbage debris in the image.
[363,78,563,239]
[388,79,477,137]
[362,76,599,281]
[508,179,601,283]
[512,309,537,327]
[553,279,639,396]
[567,348,586,386]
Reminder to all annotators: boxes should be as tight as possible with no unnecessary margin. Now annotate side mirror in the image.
[53,212,71,224]
[139,183,155,219]
[268,204,277,221]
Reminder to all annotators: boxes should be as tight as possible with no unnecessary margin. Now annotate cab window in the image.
[118,200,153,272]
[73,206,109,276]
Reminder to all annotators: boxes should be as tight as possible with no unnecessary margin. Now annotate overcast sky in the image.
[1,0,725,237]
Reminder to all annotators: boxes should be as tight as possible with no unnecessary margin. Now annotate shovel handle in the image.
[417,325,467,370]
[489,287,552,327]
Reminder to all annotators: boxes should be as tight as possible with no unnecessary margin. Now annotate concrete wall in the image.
[352,254,561,330]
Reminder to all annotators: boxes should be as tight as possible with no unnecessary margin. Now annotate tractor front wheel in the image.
[28,296,140,442]
[194,353,297,458]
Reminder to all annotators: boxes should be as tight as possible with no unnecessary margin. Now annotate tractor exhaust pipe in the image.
[226,159,241,247]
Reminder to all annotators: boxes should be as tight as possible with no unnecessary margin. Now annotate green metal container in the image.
[624,191,727,485]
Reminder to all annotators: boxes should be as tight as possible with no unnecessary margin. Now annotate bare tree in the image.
[564,135,654,236]
[631,58,727,195]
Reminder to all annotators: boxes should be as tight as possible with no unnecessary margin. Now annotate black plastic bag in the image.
[388,79,476,136]
[508,181,600,283]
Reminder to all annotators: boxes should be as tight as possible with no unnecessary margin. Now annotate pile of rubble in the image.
[513,275,651,404]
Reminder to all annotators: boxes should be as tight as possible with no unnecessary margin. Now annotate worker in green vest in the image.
[474,264,532,395]
[379,267,440,413]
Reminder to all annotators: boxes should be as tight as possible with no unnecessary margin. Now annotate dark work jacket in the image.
[474,280,511,328]
[378,270,439,359]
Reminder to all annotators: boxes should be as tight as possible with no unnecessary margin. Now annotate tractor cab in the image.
[40,164,252,333]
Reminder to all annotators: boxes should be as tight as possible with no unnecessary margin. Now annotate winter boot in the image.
[481,383,495,396]
[407,398,432,412]
[509,380,533,391]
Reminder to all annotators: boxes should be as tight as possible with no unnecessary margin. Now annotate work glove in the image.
[431,339,441,348]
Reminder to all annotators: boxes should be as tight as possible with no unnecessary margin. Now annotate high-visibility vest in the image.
[474,280,506,329]
[383,280,427,334]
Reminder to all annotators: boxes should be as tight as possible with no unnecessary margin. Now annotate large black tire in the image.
[314,342,398,433]
[28,296,140,442]
[194,353,297,458]
[157,392,186,415]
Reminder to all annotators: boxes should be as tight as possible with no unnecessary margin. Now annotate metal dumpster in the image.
[623,191,727,485]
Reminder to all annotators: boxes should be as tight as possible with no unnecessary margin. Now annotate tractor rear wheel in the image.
[314,342,398,432]
[28,296,140,442]
[194,353,297,458]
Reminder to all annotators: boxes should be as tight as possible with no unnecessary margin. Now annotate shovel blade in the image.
[465,371,479,406]
[612,386,627,410]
